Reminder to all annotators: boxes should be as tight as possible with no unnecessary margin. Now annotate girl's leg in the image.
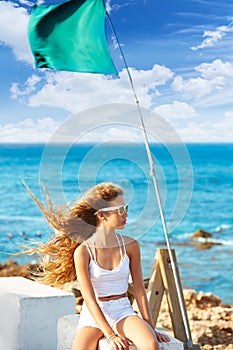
[72,326,104,350]
[115,315,159,350]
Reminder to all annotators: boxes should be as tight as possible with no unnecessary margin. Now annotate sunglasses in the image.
[94,205,128,216]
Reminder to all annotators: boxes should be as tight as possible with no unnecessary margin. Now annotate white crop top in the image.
[85,234,130,297]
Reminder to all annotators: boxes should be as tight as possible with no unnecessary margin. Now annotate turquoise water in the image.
[0,143,232,303]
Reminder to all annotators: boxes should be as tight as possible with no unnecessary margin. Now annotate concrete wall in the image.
[0,277,76,350]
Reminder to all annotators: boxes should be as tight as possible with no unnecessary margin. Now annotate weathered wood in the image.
[147,254,164,326]
[158,249,189,343]
[149,249,200,350]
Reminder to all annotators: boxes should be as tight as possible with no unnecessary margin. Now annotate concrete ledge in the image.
[0,277,76,350]
[57,314,184,350]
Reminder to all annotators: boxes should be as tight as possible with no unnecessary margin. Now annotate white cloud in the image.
[210,111,233,138]
[105,0,112,13]
[10,65,173,113]
[0,1,32,63]
[10,75,41,101]
[109,1,134,12]
[195,59,233,79]
[19,0,34,6]
[191,23,233,51]
[171,75,225,100]
[154,101,196,120]
[176,112,233,143]
[94,126,143,143]
[0,117,58,143]
[0,108,232,144]
[171,59,233,106]
[0,115,148,144]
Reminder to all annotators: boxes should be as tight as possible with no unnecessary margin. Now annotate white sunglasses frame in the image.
[94,205,128,216]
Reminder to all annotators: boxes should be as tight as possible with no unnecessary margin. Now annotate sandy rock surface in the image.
[156,289,233,350]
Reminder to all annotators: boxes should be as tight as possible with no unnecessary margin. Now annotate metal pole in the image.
[107,11,193,348]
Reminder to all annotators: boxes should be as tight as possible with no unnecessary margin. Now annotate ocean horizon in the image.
[0,142,232,303]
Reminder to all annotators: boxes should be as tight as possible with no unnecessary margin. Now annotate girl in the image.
[25,182,170,350]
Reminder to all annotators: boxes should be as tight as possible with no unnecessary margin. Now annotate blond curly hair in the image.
[24,182,124,288]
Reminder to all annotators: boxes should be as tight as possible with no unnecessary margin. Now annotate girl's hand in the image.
[155,330,170,343]
[109,334,133,349]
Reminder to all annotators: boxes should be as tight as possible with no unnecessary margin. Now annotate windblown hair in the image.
[24,182,124,288]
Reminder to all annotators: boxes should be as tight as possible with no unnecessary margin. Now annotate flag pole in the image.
[106,12,193,349]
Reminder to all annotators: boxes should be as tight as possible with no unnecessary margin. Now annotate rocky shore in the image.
[0,260,232,350]
[157,289,233,350]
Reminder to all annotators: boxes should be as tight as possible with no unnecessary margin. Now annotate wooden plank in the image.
[157,248,194,347]
[146,251,165,327]
[132,248,200,350]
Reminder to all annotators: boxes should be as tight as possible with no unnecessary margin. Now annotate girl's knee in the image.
[138,336,159,350]
[72,327,103,350]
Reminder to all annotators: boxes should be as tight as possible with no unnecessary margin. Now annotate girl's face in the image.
[97,195,128,230]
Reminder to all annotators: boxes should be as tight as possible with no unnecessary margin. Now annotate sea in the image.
[0,143,232,304]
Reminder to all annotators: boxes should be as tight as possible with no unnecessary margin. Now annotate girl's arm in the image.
[74,245,115,338]
[127,240,154,326]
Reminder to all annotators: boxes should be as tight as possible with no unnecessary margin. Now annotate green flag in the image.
[28,0,117,74]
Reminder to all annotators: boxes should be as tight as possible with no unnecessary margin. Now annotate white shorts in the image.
[78,297,137,330]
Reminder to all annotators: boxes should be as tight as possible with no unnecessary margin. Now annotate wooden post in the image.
[146,248,200,350]
[146,251,164,323]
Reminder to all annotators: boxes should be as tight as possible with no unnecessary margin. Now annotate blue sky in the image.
[0,0,233,143]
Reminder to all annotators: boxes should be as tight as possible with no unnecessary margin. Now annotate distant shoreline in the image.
[1,142,233,146]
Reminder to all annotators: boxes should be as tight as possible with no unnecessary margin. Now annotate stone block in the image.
[0,277,76,350]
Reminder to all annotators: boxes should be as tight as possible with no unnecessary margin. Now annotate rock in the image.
[195,292,222,309]
[0,260,38,279]
[191,229,212,240]
[156,289,233,350]
[190,230,222,250]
